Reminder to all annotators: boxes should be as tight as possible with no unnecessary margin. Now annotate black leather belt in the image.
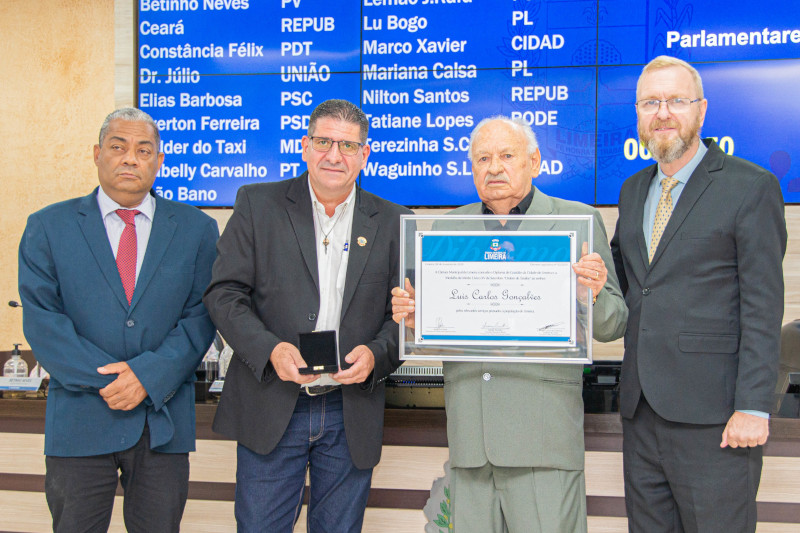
[304,384,340,396]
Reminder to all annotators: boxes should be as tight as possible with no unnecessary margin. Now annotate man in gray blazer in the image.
[611,56,787,532]
[392,116,628,532]
[204,100,411,532]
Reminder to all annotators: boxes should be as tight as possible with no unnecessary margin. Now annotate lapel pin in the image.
[357,236,367,247]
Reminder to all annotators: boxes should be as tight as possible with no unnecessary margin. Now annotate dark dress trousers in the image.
[204,174,412,470]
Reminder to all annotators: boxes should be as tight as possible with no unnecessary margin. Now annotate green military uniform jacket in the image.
[441,187,628,470]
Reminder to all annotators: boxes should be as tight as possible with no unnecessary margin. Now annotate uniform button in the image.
[482,372,491,381]
[308,313,316,321]
[126,319,135,327]
[642,288,650,295]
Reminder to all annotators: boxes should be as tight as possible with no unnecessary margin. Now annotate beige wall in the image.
[0,0,115,350]
[1,0,798,353]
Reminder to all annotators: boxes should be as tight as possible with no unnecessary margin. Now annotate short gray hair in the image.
[468,116,539,160]
[308,99,369,143]
[637,55,704,100]
[98,108,161,148]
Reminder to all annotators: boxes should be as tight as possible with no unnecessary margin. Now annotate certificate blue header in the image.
[421,234,571,263]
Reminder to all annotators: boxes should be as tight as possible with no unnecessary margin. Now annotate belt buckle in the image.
[304,384,339,396]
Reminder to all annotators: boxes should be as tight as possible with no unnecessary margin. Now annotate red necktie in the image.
[116,209,140,305]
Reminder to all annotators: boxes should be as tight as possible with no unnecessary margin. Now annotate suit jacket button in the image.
[642,288,650,295]
[126,319,135,327]
[308,313,316,321]
[482,372,491,381]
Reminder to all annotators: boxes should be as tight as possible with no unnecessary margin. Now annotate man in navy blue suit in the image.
[18,108,218,533]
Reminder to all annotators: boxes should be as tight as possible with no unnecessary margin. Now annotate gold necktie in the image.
[649,177,679,263]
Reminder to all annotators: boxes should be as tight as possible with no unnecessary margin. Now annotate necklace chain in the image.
[316,203,348,254]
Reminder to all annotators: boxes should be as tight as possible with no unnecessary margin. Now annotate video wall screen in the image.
[137,0,800,206]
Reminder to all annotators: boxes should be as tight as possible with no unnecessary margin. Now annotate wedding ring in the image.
[594,271,599,279]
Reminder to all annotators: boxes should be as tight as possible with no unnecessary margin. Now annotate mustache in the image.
[484,173,510,185]
[650,119,680,131]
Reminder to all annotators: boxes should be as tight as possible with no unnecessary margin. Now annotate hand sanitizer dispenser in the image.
[3,344,28,399]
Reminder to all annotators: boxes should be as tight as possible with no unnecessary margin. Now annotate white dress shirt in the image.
[305,181,355,387]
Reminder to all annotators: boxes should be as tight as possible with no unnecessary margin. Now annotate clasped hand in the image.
[97,362,147,411]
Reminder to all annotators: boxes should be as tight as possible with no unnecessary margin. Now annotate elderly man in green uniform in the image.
[392,116,627,533]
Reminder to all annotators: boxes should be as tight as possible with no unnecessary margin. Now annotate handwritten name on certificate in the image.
[415,231,577,347]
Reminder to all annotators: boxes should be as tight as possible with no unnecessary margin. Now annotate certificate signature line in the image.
[538,322,564,332]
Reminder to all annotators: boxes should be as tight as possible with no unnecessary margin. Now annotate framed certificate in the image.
[400,215,594,364]
[415,230,577,347]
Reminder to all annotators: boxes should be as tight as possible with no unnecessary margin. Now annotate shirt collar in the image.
[481,187,534,216]
[307,180,357,216]
[97,187,155,221]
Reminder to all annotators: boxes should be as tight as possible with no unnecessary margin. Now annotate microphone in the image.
[8,301,22,308]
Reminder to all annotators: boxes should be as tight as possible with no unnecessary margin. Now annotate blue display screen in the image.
[137,0,800,206]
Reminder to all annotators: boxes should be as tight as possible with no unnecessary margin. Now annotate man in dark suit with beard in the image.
[611,56,787,532]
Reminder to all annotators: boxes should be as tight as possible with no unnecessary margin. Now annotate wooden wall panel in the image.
[189,440,236,484]
[371,446,448,490]
[759,456,800,504]
[0,433,44,475]
[585,451,625,498]
[3,428,800,531]
[0,490,52,532]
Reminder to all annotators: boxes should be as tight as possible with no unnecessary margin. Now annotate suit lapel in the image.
[520,187,557,231]
[77,190,130,310]
[285,173,320,293]
[341,187,379,318]
[525,186,555,217]
[648,142,719,268]
[130,194,177,310]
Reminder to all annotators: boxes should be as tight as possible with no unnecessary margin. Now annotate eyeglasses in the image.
[308,136,364,156]
[636,98,702,115]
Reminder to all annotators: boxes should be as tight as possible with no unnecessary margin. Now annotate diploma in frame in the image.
[399,214,594,364]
